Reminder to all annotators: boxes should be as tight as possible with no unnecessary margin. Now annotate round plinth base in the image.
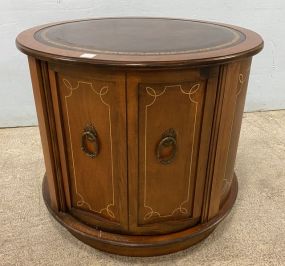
[42,174,238,257]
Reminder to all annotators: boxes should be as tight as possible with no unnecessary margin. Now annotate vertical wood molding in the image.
[126,73,139,232]
[28,57,61,211]
[201,65,226,222]
[206,61,242,220]
[48,69,72,209]
[193,71,218,219]
[40,62,66,211]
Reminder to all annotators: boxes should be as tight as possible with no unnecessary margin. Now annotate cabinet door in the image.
[48,64,128,233]
[127,68,218,234]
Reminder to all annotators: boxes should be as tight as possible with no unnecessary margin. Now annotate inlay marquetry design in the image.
[143,83,200,220]
[63,79,116,218]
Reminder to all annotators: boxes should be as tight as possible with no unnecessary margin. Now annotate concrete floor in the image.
[0,110,285,265]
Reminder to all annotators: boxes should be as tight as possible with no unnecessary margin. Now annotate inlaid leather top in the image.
[34,18,245,55]
[16,17,263,67]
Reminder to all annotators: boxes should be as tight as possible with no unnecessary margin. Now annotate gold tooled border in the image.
[36,20,242,55]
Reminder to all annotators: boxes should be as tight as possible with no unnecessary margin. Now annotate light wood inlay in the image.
[63,79,116,218]
[18,17,263,256]
[143,84,200,220]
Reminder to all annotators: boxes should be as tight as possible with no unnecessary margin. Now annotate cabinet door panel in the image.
[49,65,128,232]
[139,82,204,222]
[127,68,218,234]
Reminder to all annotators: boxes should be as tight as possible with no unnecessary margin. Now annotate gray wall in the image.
[1,0,284,127]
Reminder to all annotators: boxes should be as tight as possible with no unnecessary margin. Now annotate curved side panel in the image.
[28,57,64,211]
[205,58,252,220]
[221,59,252,204]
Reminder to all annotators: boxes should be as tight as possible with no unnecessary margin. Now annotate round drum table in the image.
[16,17,263,256]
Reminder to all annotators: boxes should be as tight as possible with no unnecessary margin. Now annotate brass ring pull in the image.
[156,128,177,164]
[81,124,99,158]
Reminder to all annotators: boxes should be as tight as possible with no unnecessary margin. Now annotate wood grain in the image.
[127,68,219,234]
[19,18,263,256]
[28,57,61,211]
